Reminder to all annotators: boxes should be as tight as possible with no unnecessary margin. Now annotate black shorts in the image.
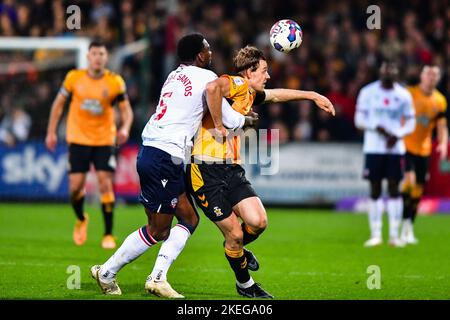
[68,143,117,173]
[405,152,429,184]
[363,153,405,182]
[136,146,185,214]
[186,163,257,222]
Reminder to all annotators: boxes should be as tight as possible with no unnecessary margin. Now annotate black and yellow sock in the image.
[242,223,260,246]
[410,185,424,224]
[101,193,115,235]
[401,192,412,220]
[225,248,250,284]
[70,192,85,221]
[410,197,420,223]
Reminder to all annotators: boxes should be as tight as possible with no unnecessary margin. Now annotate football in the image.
[269,19,303,53]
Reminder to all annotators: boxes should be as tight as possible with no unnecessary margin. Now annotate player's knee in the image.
[370,181,382,199]
[388,181,400,197]
[250,215,268,234]
[370,188,382,199]
[260,214,268,230]
[149,228,170,241]
[175,197,200,229]
[388,189,400,198]
[98,185,108,194]
[69,189,84,201]
[185,213,199,229]
[98,180,112,194]
[69,181,83,194]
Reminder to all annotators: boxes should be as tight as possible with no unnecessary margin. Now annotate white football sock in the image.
[150,224,191,281]
[387,197,403,239]
[236,277,255,289]
[400,218,411,239]
[404,218,416,240]
[100,227,156,281]
[408,219,416,238]
[368,198,384,239]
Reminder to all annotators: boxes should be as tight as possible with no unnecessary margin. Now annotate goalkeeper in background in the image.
[401,65,448,244]
[45,41,134,249]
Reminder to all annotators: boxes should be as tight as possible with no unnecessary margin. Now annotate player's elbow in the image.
[206,81,220,96]
[151,229,171,242]
[53,95,66,111]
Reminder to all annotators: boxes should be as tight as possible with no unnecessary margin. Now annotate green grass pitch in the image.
[0,203,449,300]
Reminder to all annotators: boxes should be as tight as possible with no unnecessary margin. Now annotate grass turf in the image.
[0,203,449,300]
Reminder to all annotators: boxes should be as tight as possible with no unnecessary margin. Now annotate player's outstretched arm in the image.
[117,99,134,145]
[263,89,335,116]
[45,92,67,151]
[206,77,231,136]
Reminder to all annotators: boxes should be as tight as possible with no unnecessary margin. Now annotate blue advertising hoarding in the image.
[0,142,69,200]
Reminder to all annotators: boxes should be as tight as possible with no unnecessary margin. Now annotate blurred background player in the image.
[401,65,448,244]
[355,61,416,247]
[187,46,335,298]
[45,41,134,249]
[91,34,250,297]
[0,107,31,147]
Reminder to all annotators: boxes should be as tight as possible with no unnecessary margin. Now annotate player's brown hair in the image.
[89,40,107,50]
[233,46,266,74]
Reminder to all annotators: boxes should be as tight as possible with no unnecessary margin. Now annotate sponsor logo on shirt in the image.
[233,77,244,86]
[171,197,178,208]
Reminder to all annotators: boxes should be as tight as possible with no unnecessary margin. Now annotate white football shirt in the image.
[141,65,245,159]
[355,80,416,155]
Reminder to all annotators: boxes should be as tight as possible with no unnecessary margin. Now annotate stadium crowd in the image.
[0,0,449,145]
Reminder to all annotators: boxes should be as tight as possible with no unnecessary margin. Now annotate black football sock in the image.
[242,222,260,246]
[410,197,420,223]
[101,202,114,235]
[401,192,412,220]
[70,193,85,221]
[225,248,250,284]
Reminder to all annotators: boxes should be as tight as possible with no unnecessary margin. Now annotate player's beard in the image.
[381,78,394,89]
